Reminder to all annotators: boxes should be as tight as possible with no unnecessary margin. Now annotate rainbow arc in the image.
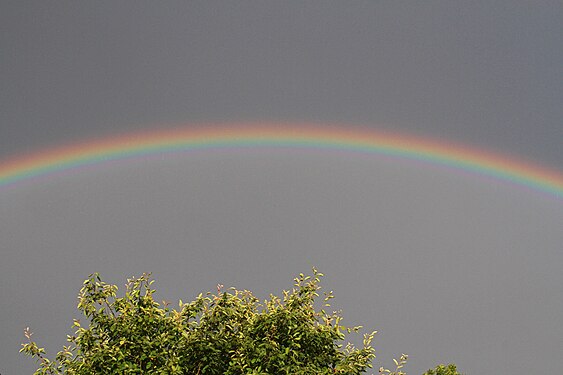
[1,123,562,199]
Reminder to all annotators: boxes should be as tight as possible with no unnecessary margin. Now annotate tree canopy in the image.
[22,269,461,374]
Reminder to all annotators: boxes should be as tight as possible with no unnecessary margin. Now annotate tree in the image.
[422,364,462,375]
[21,269,460,374]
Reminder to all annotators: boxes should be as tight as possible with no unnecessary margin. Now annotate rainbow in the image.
[1,123,562,199]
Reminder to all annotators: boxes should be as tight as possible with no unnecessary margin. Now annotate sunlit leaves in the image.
[22,269,383,374]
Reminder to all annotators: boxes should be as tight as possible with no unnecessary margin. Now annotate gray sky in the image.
[1,2,562,374]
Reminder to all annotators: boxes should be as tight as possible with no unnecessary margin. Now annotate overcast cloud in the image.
[1,2,562,374]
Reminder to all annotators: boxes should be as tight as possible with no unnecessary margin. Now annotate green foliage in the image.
[422,364,463,375]
[21,269,461,374]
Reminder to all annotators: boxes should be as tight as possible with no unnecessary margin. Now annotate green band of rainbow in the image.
[1,123,562,199]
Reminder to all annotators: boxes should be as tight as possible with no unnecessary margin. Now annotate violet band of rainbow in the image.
[1,123,562,199]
